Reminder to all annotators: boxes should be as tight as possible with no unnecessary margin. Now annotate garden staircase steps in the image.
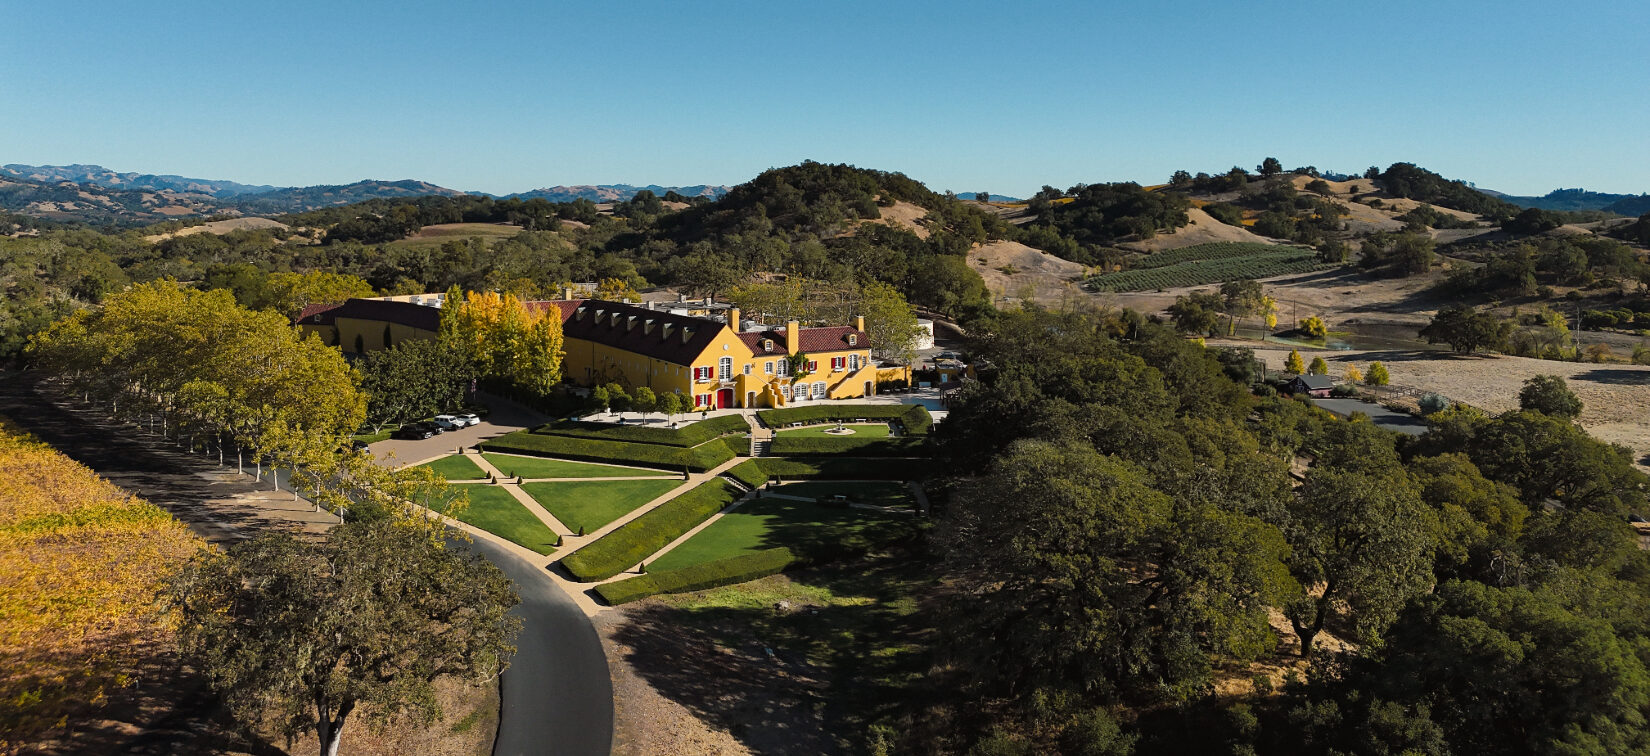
[744,412,775,457]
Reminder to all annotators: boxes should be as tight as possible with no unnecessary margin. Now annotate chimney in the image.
[728,308,741,332]
[854,315,865,332]
[564,286,574,301]
[678,293,687,303]
[785,320,800,355]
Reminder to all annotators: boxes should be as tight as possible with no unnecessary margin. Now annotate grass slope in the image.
[648,494,914,572]
[481,452,669,479]
[450,484,558,555]
[520,479,684,533]
[418,454,487,481]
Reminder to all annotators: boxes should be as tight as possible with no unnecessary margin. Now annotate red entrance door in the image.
[716,388,734,409]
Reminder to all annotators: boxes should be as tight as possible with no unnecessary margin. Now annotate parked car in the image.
[433,415,462,432]
[350,439,370,451]
[392,423,435,440]
[454,412,481,427]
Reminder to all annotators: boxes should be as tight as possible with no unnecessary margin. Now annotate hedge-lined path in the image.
[592,491,757,585]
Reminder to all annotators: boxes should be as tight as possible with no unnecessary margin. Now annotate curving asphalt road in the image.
[455,534,614,756]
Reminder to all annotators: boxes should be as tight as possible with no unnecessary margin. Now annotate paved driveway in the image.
[369,396,546,466]
[1311,397,1430,436]
[454,534,614,756]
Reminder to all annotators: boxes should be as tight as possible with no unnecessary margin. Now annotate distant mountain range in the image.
[0,163,733,224]
[509,184,730,203]
[1480,187,1650,215]
[1,163,280,198]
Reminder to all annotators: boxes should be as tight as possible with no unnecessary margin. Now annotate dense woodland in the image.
[900,307,1650,755]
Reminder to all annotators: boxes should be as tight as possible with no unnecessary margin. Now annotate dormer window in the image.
[762,339,774,352]
[847,334,857,346]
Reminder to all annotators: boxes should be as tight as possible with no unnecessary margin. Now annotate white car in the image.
[432,415,462,431]
[454,413,481,427]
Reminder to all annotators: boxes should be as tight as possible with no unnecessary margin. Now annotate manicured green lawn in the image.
[418,454,487,481]
[776,423,892,438]
[450,485,558,555]
[353,429,392,444]
[521,479,686,533]
[648,495,914,572]
[481,452,674,479]
[770,481,915,508]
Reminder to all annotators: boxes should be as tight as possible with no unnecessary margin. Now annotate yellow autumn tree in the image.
[1366,361,1391,386]
[1344,363,1363,383]
[26,280,365,491]
[439,289,564,394]
[1285,349,1306,374]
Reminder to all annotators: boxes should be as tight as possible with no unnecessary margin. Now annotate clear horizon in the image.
[4,0,1647,197]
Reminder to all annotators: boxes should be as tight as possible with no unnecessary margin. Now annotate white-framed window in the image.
[694,366,712,382]
[806,360,818,374]
[812,382,826,399]
[764,361,773,374]
[847,334,857,346]
[781,383,792,400]
[743,363,752,375]
[762,339,773,351]
[775,360,789,377]
[831,356,845,371]
[695,393,712,408]
[718,356,733,381]
[849,354,860,370]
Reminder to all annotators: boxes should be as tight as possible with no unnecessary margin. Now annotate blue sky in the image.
[3,1,1647,196]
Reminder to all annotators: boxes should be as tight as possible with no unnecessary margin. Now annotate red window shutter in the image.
[807,360,817,373]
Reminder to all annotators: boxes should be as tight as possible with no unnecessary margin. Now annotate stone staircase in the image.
[744,412,775,457]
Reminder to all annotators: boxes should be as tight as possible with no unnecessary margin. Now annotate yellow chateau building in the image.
[298,295,884,409]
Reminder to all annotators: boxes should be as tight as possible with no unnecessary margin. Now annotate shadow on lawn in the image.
[611,556,935,755]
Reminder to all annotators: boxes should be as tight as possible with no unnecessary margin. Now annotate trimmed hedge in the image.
[595,547,798,605]
[535,414,748,448]
[749,456,935,481]
[481,431,736,472]
[757,403,933,435]
[725,459,768,490]
[560,480,740,582]
[767,435,927,457]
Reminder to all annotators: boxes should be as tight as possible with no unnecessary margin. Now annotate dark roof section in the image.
[1292,374,1335,390]
[300,298,441,332]
[561,299,725,366]
[737,326,869,356]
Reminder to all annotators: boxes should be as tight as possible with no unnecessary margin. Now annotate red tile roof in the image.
[525,299,581,322]
[737,326,868,355]
[296,301,345,322]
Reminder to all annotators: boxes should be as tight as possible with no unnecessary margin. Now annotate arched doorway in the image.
[864,380,873,396]
[716,388,734,409]
[746,391,755,407]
